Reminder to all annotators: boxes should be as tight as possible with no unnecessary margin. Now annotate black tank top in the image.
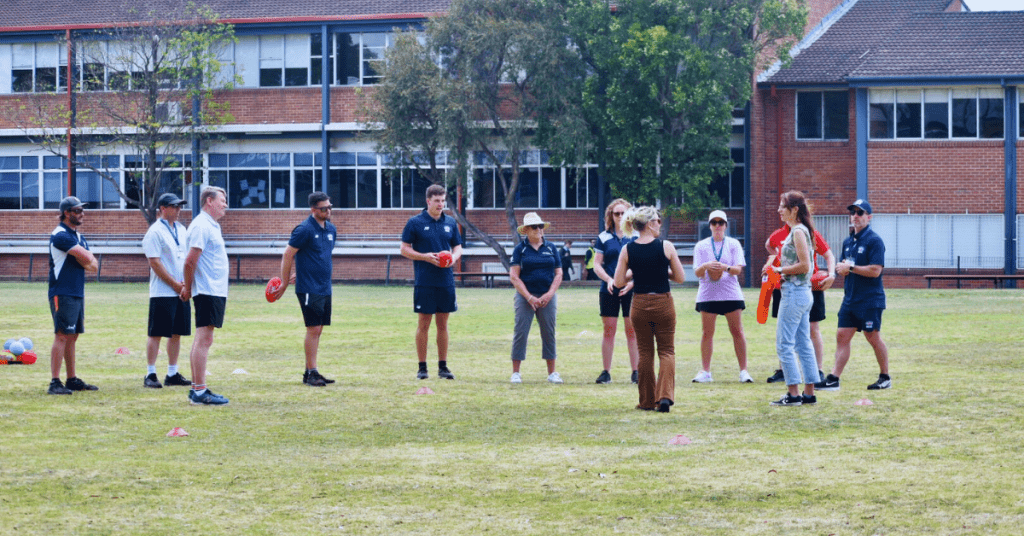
[627,239,670,294]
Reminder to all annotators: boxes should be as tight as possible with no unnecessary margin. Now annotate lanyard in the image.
[161,219,179,246]
[711,239,725,262]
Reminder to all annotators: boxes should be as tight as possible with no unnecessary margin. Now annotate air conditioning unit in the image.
[155,101,182,123]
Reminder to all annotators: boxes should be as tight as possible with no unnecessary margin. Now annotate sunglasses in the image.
[709,220,726,226]
[314,205,333,212]
[849,209,865,216]
[529,224,545,230]
[612,211,625,216]
[68,208,84,214]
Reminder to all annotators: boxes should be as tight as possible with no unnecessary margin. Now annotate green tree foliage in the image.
[17,3,237,224]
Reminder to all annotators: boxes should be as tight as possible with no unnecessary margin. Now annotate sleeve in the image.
[593,234,607,254]
[730,238,746,266]
[142,227,161,258]
[510,243,523,267]
[185,224,208,251]
[51,231,78,253]
[448,218,463,248]
[551,244,562,267]
[692,239,708,269]
[400,218,417,245]
[813,231,830,256]
[288,223,309,249]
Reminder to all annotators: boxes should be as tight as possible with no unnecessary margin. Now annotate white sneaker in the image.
[739,370,754,383]
[692,370,713,383]
[547,372,563,384]
[510,372,522,384]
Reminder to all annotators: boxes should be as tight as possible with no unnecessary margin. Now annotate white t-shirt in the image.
[185,210,229,298]
[142,218,187,298]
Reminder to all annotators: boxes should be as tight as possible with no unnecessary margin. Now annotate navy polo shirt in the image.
[48,223,89,299]
[511,239,561,296]
[595,230,632,293]
[289,216,336,295]
[840,225,886,310]
[401,209,463,287]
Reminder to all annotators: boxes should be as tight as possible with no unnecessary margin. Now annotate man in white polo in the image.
[182,186,230,405]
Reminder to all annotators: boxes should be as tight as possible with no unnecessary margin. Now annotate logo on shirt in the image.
[858,246,865,254]
[424,226,430,231]
[327,234,333,241]
[444,225,451,233]
[315,234,320,239]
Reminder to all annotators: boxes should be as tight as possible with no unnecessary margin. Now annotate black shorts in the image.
[298,292,332,327]
[414,286,457,315]
[772,289,826,323]
[599,287,633,318]
[50,295,85,334]
[193,294,227,329]
[837,305,883,332]
[148,297,192,338]
[695,300,746,315]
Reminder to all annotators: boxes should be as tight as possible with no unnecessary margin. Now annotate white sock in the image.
[167,364,178,376]
[148,365,157,375]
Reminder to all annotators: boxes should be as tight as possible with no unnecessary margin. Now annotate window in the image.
[796,91,848,140]
[255,35,314,87]
[259,36,283,87]
[871,87,1004,140]
[335,32,391,86]
[565,167,604,208]
[0,157,40,209]
[11,42,62,93]
[708,148,744,209]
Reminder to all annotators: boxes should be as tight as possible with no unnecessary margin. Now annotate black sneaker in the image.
[818,370,826,383]
[164,372,192,386]
[814,374,840,392]
[144,373,163,388]
[47,378,72,395]
[867,375,891,390]
[65,377,98,391]
[438,367,455,380]
[770,393,803,406]
[631,370,638,384]
[656,398,672,413]
[318,372,335,384]
[303,370,327,387]
[595,370,612,384]
[417,369,429,380]
[766,369,785,383]
[189,389,229,405]
[801,394,817,405]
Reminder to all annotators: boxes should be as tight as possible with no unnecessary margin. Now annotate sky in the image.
[964,0,1024,10]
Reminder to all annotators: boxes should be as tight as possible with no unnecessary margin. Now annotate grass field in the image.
[1,282,1022,535]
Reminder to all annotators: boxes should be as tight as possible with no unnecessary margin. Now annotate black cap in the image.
[157,193,187,207]
[847,199,873,214]
[59,196,85,213]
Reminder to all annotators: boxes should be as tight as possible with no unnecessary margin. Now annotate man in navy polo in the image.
[47,196,100,395]
[271,192,337,387]
[815,199,891,392]
[400,184,463,380]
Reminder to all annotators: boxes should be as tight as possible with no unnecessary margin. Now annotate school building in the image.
[1,0,1021,288]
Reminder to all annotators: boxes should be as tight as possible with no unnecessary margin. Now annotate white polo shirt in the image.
[142,218,187,298]
[185,210,229,298]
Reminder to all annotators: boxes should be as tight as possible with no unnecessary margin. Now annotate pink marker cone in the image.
[668,435,691,445]
[415,387,435,395]
[855,398,874,406]
[166,427,189,437]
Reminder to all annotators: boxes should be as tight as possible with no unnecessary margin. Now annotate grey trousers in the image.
[511,293,557,361]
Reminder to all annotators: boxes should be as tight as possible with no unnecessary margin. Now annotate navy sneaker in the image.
[65,377,98,391]
[438,367,455,380]
[189,389,229,405]
[47,379,72,395]
[595,370,612,384]
[770,393,803,407]
[417,369,429,380]
[164,372,192,386]
[814,374,840,392]
[766,369,785,383]
[144,373,163,389]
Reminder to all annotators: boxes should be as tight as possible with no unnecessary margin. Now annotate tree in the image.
[364,0,583,268]
[16,3,237,224]
[550,0,806,225]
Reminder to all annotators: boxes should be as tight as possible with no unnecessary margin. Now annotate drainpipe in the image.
[320,24,330,193]
[1004,85,1018,285]
[66,29,76,196]
[855,88,868,201]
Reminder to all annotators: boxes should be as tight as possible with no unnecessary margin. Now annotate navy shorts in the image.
[193,294,227,329]
[298,292,332,327]
[50,295,85,334]
[414,286,457,315]
[148,296,192,338]
[695,300,746,315]
[772,289,826,323]
[599,287,633,318]
[837,305,883,332]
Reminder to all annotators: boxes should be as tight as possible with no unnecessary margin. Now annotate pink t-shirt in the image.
[693,236,745,303]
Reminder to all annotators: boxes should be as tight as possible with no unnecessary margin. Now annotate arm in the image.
[401,242,441,266]
[612,248,630,289]
[68,245,98,273]
[665,241,686,284]
[508,265,537,310]
[819,248,837,289]
[148,257,184,295]
[273,245,299,300]
[592,250,613,289]
[182,247,202,301]
[843,263,883,278]
[450,244,463,266]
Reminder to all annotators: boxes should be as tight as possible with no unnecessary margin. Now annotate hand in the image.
[836,261,852,276]
[526,295,539,311]
[288,273,297,285]
[820,274,836,290]
[178,285,190,302]
[619,281,634,295]
[272,281,289,301]
[606,280,617,294]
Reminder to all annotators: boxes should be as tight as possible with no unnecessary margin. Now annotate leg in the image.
[630,298,656,409]
[166,335,181,366]
[416,313,433,362]
[652,295,677,404]
[863,330,889,375]
[601,316,618,371]
[793,305,818,394]
[51,332,78,379]
[776,285,809,390]
[511,293,535,365]
[832,327,856,377]
[304,325,324,370]
[724,309,748,371]
[536,295,557,363]
[699,311,717,372]
[146,336,161,367]
[190,325,215,387]
[623,316,639,371]
[434,313,450,362]
[810,321,824,371]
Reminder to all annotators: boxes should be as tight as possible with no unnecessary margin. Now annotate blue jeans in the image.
[776,282,819,386]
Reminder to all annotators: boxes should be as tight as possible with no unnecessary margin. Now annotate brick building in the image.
[2,0,1022,287]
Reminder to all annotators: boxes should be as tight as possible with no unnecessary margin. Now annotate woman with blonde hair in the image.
[593,198,640,385]
[613,206,686,412]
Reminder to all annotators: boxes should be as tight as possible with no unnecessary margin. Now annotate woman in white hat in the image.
[692,210,751,384]
[508,212,563,384]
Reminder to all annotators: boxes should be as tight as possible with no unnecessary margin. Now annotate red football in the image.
[811,270,829,291]
[19,350,37,365]
[265,277,283,302]
[437,251,453,268]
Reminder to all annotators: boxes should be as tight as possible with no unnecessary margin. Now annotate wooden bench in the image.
[457,271,509,288]
[923,274,1024,289]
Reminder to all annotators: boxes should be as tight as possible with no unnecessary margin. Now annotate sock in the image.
[438,360,448,370]
[148,365,157,375]
[192,384,206,395]
[168,364,178,376]
[418,362,428,372]
[879,373,890,380]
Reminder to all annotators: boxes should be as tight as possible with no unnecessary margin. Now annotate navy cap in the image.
[59,196,85,213]
[157,193,187,207]
[847,199,872,214]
